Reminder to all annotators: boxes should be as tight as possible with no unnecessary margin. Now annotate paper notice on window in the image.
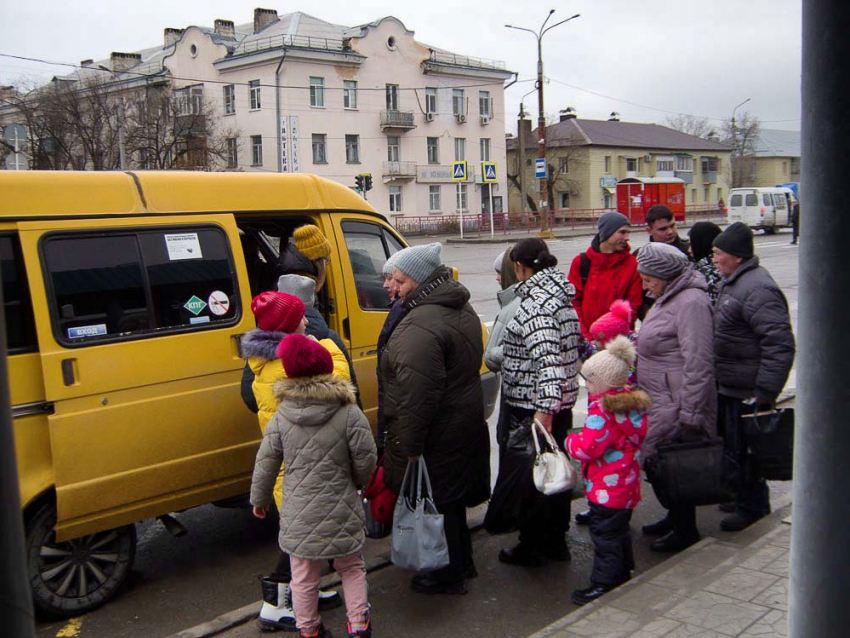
[164,233,203,260]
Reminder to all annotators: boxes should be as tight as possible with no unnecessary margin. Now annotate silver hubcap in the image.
[39,530,121,597]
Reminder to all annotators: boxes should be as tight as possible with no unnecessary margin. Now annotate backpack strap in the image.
[579,252,591,286]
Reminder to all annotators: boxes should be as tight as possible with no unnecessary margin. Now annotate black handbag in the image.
[646,435,733,508]
[742,408,794,481]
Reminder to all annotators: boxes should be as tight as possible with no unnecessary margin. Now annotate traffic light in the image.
[354,174,364,191]
[364,174,373,191]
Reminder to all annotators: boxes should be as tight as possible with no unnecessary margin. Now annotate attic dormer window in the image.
[387,36,397,50]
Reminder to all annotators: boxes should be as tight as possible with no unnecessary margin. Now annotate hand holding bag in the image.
[531,419,577,495]
[390,459,450,572]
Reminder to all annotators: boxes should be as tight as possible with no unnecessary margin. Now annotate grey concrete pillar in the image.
[791,1,850,636]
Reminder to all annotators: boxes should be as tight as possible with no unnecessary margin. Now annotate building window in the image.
[701,156,719,173]
[456,183,468,211]
[704,187,710,202]
[345,135,360,163]
[480,138,491,162]
[559,157,569,174]
[560,192,570,209]
[452,89,465,116]
[249,80,261,110]
[310,77,325,107]
[479,91,491,117]
[223,85,235,115]
[425,87,437,114]
[790,157,801,173]
[604,155,612,172]
[312,134,327,164]
[626,158,638,172]
[427,137,439,164]
[429,185,441,212]
[389,186,402,213]
[387,136,400,162]
[343,80,357,109]
[454,138,465,161]
[251,135,263,166]
[176,85,203,116]
[386,84,399,111]
[691,188,697,203]
[226,137,238,168]
[676,156,694,171]
[657,159,674,172]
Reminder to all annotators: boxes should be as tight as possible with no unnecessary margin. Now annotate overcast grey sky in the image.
[0,0,802,133]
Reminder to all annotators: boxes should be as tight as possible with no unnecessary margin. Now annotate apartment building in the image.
[745,128,801,187]
[1,9,514,220]
[506,113,734,212]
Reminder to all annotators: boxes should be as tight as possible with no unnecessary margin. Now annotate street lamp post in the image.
[731,98,751,187]
[506,10,580,237]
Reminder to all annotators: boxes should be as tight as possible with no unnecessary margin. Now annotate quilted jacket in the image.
[484,284,521,372]
[250,375,376,560]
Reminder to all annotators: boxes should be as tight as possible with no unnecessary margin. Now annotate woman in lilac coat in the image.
[636,243,717,554]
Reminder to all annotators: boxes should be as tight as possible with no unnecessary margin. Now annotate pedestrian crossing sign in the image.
[482,161,497,182]
[452,160,468,182]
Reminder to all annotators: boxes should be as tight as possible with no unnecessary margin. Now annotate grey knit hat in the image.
[392,242,443,283]
[493,250,506,273]
[598,211,631,243]
[637,242,689,280]
[382,249,403,276]
[277,274,316,308]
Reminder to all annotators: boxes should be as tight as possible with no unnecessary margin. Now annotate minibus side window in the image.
[763,194,772,206]
[730,194,742,207]
[340,221,401,310]
[1,235,38,353]
[745,194,758,206]
[43,227,239,345]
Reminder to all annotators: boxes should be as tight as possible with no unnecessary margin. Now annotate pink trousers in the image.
[289,552,369,633]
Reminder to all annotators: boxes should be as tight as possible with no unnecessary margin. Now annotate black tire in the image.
[26,503,136,618]
[764,226,776,235]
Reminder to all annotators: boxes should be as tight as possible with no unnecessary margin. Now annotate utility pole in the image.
[731,98,750,188]
[506,10,580,238]
[518,103,528,214]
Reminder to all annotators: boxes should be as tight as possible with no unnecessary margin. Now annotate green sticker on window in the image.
[184,295,207,316]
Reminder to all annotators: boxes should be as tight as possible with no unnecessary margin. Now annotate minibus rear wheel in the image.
[26,503,137,618]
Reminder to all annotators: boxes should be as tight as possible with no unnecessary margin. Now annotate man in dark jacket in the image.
[712,222,796,531]
[382,242,489,595]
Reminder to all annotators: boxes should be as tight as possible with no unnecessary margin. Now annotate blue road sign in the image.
[535,158,547,178]
[452,160,468,181]
[482,161,497,182]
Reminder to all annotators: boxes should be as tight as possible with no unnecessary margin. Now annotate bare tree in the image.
[663,114,714,139]
[723,111,761,187]
[508,134,585,212]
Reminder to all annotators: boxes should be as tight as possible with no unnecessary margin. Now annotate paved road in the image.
[36,229,799,638]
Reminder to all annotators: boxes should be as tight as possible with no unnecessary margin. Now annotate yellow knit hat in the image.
[293,225,331,261]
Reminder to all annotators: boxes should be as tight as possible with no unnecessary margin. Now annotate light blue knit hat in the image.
[382,249,403,276]
[392,242,443,283]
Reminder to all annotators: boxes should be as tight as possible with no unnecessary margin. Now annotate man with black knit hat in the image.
[712,222,796,531]
[568,211,643,341]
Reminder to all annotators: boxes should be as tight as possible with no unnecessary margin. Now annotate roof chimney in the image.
[109,52,142,73]
[559,107,577,122]
[707,130,720,142]
[608,111,621,122]
[164,28,184,48]
[254,8,279,33]
[80,59,94,67]
[215,19,236,39]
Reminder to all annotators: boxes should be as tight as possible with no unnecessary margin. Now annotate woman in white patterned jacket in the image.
[496,238,582,567]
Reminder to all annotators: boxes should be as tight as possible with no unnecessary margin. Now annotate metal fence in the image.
[392,206,728,238]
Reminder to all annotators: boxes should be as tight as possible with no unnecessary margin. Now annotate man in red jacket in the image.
[568,212,643,341]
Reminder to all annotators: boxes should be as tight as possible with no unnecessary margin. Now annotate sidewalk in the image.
[530,510,791,638]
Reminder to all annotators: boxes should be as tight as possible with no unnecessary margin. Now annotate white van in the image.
[727,187,795,234]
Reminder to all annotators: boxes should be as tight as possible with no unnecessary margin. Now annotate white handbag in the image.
[531,419,577,495]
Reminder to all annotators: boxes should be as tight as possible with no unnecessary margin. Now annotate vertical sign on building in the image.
[290,116,300,172]
[280,115,289,172]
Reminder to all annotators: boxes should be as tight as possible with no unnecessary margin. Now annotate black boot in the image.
[574,509,592,526]
[641,515,674,536]
[571,582,618,606]
[650,530,700,553]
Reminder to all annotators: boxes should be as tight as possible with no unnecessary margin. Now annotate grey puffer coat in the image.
[637,266,717,461]
[484,284,521,372]
[714,257,795,402]
[250,375,376,560]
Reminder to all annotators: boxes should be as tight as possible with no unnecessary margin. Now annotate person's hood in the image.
[497,283,518,308]
[273,375,357,427]
[516,267,575,304]
[304,306,329,340]
[403,266,470,310]
[242,328,287,362]
[600,388,651,438]
[588,237,634,269]
[278,241,318,278]
[654,264,707,307]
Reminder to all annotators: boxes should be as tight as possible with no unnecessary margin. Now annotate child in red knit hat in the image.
[251,334,376,638]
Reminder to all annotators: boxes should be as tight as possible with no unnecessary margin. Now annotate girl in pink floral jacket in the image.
[566,336,650,606]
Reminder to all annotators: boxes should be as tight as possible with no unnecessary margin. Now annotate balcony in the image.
[382,161,417,180]
[702,171,718,184]
[674,170,694,184]
[380,110,416,131]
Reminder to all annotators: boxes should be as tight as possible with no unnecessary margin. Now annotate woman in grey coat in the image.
[636,243,717,553]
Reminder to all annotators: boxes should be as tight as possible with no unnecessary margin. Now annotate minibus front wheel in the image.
[26,503,137,618]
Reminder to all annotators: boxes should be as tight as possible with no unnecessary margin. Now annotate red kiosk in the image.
[616,177,685,224]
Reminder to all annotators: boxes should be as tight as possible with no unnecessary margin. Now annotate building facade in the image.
[744,128,801,187]
[506,114,734,213]
[1,9,513,220]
